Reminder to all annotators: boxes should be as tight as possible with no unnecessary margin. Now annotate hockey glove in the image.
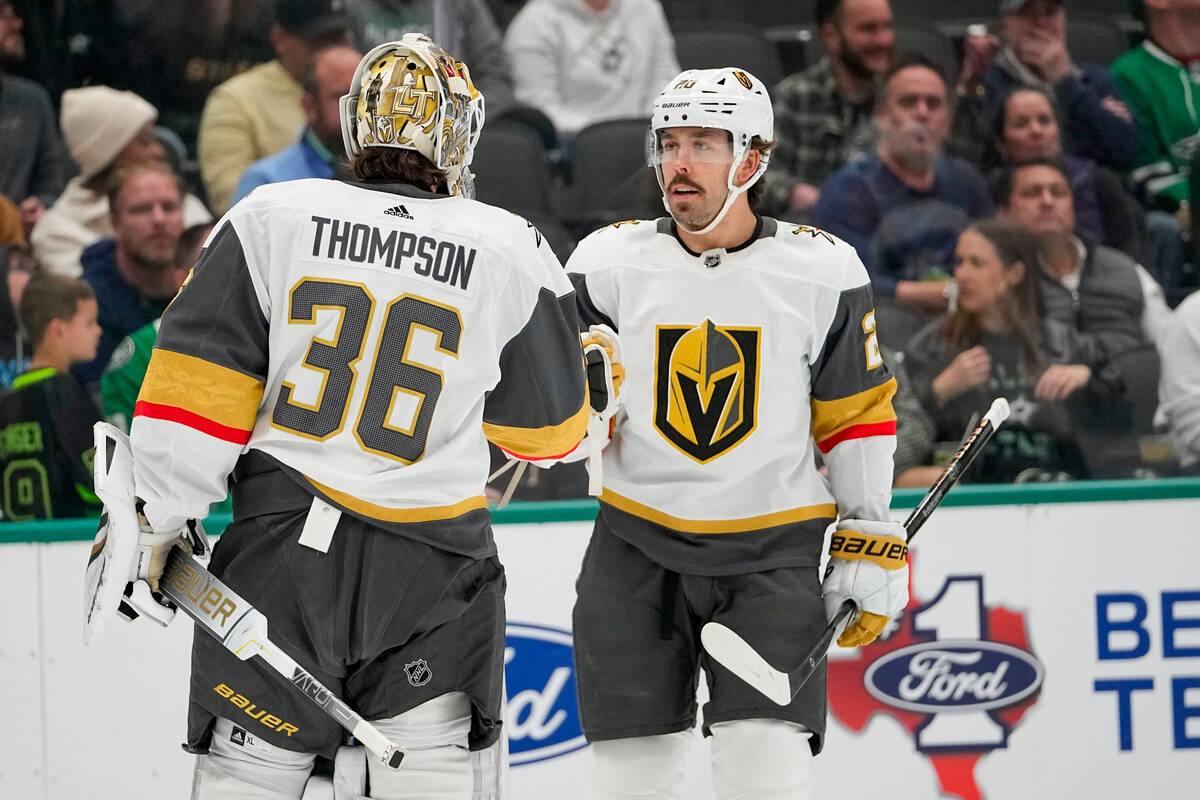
[821,519,909,648]
[84,422,208,643]
[122,512,208,623]
[581,324,624,421]
[580,324,624,496]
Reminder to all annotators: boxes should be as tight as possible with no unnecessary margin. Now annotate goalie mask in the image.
[646,67,773,235]
[340,34,485,197]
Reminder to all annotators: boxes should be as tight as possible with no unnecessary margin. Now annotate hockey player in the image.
[94,34,590,799]
[566,68,908,799]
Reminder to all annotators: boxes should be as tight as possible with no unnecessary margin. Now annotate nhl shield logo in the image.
[404,659,432,687]
[654,321,760,463]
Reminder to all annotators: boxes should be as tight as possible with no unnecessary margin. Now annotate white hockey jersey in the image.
[568,217,896,574]
[131,179,588,556]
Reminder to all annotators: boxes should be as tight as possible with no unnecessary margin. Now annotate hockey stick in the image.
[701,396,1011,706]
[159,546,406,770]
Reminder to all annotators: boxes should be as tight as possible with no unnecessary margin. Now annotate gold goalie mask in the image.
[340,33,485,197]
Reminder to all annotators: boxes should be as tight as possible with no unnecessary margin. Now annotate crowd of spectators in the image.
[0,0,1199,518]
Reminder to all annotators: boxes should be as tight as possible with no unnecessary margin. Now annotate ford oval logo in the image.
[504,623,587,765]
[863,639,1044,714]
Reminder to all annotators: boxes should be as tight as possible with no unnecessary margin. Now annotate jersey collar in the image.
[12,366,57,390]
[340,179,447,200]
[657,214,775,257]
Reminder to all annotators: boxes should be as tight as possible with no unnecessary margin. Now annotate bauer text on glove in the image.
[821,518,909,647]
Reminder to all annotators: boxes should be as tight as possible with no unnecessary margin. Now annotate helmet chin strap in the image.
[660,146,762,238]
[671,183,744,237]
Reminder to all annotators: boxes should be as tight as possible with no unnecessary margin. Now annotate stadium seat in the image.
[566,117,655,228]
[890,0,992,25]
[661,0,744,26]
[671,23,785,89]
[893,20,960,89]
[664,0,817,28]
[1066,12,1132,66]
[736,0,818,28]
[470,120,554,214]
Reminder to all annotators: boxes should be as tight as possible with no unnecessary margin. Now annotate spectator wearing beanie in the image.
[29,87,211,278]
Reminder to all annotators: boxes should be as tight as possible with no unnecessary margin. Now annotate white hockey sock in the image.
[710,719,814,800]
[586,730,693,800]
[192,717,316,800]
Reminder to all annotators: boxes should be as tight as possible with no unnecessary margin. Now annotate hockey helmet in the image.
[646,68,774,234]
[340,34,485,197]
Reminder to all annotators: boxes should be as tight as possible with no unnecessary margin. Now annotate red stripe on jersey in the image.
[816,420,896,454]
[134,400,253,445]
[499,440,582,462]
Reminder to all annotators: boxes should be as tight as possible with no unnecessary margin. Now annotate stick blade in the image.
[701,622,793,706]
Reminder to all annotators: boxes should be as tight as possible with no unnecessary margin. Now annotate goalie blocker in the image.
[84,422,206,643]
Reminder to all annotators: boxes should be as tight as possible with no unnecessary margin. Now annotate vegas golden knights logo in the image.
[654,320,760,463]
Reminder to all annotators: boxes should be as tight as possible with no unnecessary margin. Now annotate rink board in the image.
[1,483,1198,799]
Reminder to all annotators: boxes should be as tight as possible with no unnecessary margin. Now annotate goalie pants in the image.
[572,518,827,749]
[184,470,507,763]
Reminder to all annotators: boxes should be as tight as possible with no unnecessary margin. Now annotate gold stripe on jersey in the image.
[600,488,837,534]
[483,400,589,460]
[139,349,266,431]
[305,475,489,522]
[810,378,897,445]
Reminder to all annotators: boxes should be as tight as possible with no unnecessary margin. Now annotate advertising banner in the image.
[2,492,1198,798]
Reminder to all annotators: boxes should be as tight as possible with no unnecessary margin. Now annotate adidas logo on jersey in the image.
[384,204,414,220]
[230,726,247,746]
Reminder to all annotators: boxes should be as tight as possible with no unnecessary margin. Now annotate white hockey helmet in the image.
[340,33,485,197]
[647,67,774,234]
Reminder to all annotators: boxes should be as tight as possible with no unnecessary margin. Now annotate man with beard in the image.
[0,1,68,239]
[75,163,185,385]
[566,67,904,799]
[231,44,363,205]
[812,54,993,349]
[761,0,894,218]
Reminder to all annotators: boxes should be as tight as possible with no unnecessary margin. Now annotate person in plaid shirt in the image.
[761,0,894,218]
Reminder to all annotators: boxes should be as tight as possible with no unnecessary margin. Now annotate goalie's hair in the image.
[19,273,95,349]
[351,147,448,193]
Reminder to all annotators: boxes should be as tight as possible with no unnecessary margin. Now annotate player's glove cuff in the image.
[828,519,908,571]
[823,518,909,648]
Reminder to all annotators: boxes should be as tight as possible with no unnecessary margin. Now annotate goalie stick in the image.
[159,546,405,770]
[701,397,1011,706]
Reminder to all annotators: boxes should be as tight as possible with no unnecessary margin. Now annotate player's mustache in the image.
[668,177,702,193]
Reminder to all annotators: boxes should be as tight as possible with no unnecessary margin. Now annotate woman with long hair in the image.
[896,218,1092,486]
